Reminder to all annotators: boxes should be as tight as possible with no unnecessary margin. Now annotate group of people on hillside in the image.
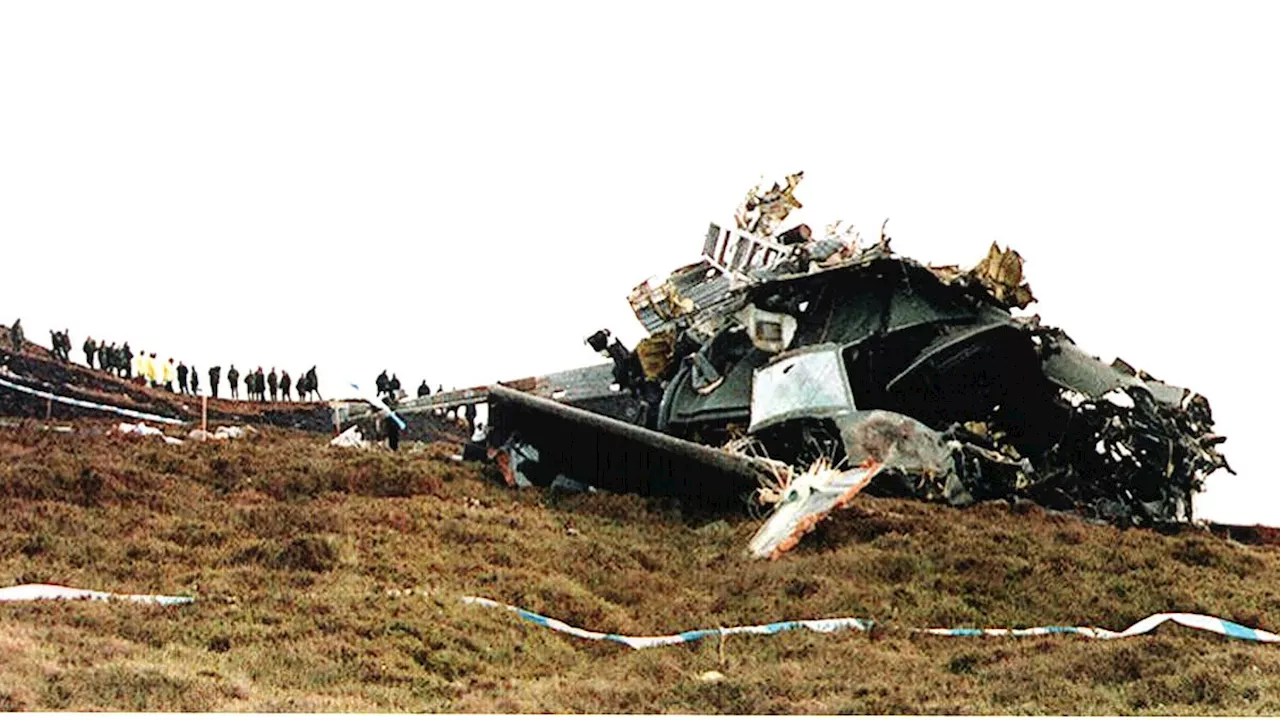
[6,319,323,404]
[48,329,73,362]
[380,370,446,401]
[378,370,444,401]
[83,336,136,378]
[210,365,320,402]
[376,370,404,400]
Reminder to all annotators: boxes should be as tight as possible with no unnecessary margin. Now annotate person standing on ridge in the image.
[228,365,240,400]
[209,366,221,398]
[9,319,23,353]
[268,368,278,402]
[177,362,189,394]
[190,366,200,396]
[280,369,292,402]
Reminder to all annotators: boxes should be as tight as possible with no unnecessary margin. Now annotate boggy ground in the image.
[1,419,1279,714]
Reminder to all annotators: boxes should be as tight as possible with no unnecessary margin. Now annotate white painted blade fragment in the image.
[748,462,883,560]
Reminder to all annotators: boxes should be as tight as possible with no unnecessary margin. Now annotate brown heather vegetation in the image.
[1,420,1279,713]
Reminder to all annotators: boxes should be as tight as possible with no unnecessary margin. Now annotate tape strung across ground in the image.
[0,375,185,425]
[461,596,871,649]
[462,596,1280,648]
[0,583,193,606]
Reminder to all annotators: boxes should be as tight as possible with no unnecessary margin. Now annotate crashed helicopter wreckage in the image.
[365,173,1231,558]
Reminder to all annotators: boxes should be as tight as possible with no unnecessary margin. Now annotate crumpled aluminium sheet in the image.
[465,596,1280,649]
[0,583,193,606]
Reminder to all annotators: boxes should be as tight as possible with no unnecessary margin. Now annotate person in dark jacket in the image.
[209,365,221,398]
[383,397,401,451]
[228,365,240,400]
[190,366,200,396]
[177,362,189,394]
[280,370,292,401]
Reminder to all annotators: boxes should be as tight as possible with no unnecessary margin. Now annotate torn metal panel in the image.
[735,304,798,354]
[969,242,1036,309]
[1041,336,1149,399]
[749,345,855,433]
[635,331,677,381]
[734,171,804,238]
[486,385,777,504]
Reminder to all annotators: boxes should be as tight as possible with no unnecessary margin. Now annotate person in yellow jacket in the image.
[163,358,177,392]
[145,352,158,387]
[132,350,145,380]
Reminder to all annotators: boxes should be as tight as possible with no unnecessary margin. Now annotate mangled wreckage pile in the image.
[402,173,1232,558]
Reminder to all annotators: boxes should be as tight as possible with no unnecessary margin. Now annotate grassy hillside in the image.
[0,420,1278,713]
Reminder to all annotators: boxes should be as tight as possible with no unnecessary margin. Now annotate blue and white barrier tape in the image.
[462,596,1280,648]
[0,375,185,425]
[920,613,1280,642]
[461,596,872,649]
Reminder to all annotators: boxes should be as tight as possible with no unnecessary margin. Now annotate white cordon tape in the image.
[0,583,193,606]
[462,596,1280,648]
[919,613,1280,642]
[0,375,185,425]
[462,596,871,649]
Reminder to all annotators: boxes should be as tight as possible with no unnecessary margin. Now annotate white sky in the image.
[1,2,1276,523]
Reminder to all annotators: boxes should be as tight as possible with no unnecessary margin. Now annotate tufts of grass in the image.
[3,423,1280,712]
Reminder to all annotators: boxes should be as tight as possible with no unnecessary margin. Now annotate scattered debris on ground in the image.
[115,421,184,445]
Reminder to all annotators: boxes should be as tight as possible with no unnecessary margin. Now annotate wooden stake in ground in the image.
[45,397,52,420]
[202,394,208,437]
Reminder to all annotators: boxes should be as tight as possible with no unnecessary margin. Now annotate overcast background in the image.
[1,2,1275,523]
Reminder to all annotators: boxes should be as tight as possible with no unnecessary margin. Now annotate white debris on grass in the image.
[187,425,257,442]
[330,425,370,449]
[117,421,184,445]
